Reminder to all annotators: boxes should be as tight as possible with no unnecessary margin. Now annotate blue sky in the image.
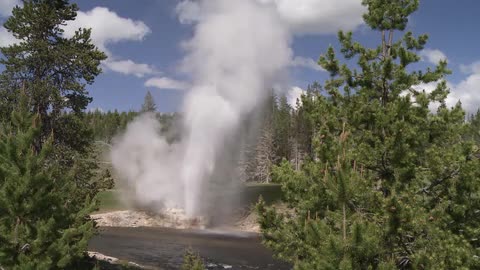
[1,0,480,113]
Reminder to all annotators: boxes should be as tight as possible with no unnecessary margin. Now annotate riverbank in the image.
[91,208,261,233]
[93,184,284,233]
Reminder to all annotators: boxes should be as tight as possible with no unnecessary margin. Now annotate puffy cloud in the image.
[103,59,157,78]
[1,6,155,78]
[176,0,365,35]
[411,72,480,114]
[287,86,306,108]
[0,26,17,47]
[460,61,480,74]
[3,6,151,56]
[410,81,447,112]
[145,77,189,90]
[419,49,448,64]
[0,0,21,47]
[437,61,480,114]
[259,0,365,35]
[62,7,156,77]
[0,0,20,17]
[448,73,480,114]
[176,0,202,24]
[62,7,151,54]
[411,82,442,95]
[290,56,324,71]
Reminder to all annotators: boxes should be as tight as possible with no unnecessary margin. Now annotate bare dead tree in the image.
[253,124,276,183]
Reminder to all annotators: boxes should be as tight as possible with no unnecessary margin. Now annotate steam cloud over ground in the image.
[111,0,292,218]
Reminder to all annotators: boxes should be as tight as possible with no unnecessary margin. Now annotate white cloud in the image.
[287,86,306,108]
[62,7,155,77]
[103,59,157,78]
[176,0,202,24]
[145,77,189,90]
[260,0,365,35]
[0,0,20,47]
[410,81,446,112]
[0,26,18,46]
[177,0,365,35]
[419,49,448,65]
[411,82,441,95]
[62,7,151,54]
[410,74,480,114]
[460,61,480,74]
[448,73,480,114]
[434,60,480,114]
[290,56,323,71]
[0,0,20,17]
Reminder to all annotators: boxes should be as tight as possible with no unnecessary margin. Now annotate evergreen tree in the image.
[0,96,96,269]
[467,109,480,144]
[0,0,106,150]
[257,0,480,269]
[141,91,157,113]
[291,90,316,170]
[273,95,292,161]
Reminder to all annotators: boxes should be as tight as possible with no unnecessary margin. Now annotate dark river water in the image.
[89,227,292,270]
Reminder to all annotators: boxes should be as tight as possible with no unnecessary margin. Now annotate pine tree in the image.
[0,96,96,269]
[467,109,480,144]
[257,0,480,268]
[273,95,292,161]
[0,0,106,150]
[141,91,157,113]
[290,90,316,170]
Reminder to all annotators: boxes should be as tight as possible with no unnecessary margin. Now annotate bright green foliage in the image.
[0,97,97,269]
[0,0,106,150]
[141,91,157,113]
[257,1,480,269]
[181,249,204,270]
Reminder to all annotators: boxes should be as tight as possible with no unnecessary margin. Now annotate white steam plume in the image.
[111,0,292,217]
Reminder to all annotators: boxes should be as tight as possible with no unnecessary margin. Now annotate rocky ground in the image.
[91,208,208,230]
[91,207,260,233]
[87,251,152,269]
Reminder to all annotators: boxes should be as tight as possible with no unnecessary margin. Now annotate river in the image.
[89,227,292,270]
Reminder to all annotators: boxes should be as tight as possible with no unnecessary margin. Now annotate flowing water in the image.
[89,227,291,270]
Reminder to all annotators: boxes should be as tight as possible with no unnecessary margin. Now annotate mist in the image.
[110,0,292,219]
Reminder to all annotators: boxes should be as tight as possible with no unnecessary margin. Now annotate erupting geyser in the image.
[110,0,292,218]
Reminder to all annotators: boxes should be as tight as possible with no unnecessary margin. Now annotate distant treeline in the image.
[85,85,480,186]
[84,110,179,143]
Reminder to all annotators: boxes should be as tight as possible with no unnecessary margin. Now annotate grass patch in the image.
[96,190,127,213]
[95,183,283,213]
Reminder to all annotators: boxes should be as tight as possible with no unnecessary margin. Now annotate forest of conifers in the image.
[1,0,480,269]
